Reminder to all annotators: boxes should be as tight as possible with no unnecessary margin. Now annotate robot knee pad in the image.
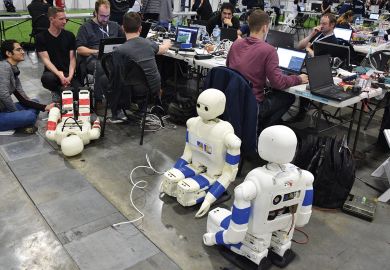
[176,179,207,207]
[61,135,84,157]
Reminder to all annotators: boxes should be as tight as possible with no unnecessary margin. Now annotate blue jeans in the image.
[0,102,39,131]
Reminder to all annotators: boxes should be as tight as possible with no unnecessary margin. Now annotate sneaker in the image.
[52,92,61,103]
[107,116,125,124]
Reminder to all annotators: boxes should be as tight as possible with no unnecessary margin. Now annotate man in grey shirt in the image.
[0,40,54,132]
[76,0,123,108]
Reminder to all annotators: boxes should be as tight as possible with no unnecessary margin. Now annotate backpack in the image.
[167,93,197,125]
[3,0,16,12]
[294,135,356,209]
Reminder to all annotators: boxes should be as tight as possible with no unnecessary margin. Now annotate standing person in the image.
[36,7,80,102]
[76,0,123,110]
[141,0,161,21]
[160,0,174,23]
[353,0,365,19]
[108,0,135,25]
[191,0,213,21]
[322,0,333,14]
[226,10,307,134]
[0,40,55,133]
[270,0,281,26]
[206,2,240,35]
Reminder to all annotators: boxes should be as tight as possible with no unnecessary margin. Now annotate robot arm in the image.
[203,180,257,246]
[88,118,101,140]
[195,132,241,217]
[46,107,61,141]
[296,170,314,227]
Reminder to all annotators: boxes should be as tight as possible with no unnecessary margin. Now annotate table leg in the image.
[352,102,365,154]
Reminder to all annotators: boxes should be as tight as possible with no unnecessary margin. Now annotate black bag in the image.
[294,135,356,209]
[167,93,197,125]
[4,0,16,12]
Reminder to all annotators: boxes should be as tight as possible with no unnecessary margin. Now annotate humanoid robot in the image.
[203,125,314,269]
[46,88,101,157]
[160,88,241,218]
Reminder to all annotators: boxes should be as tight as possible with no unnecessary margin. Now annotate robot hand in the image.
[203,232,217,246]
[195,199,211,218]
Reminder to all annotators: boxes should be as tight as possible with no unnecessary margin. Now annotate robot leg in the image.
[176,173,214,206]
[269,229,296,267]
[160,164,204,197]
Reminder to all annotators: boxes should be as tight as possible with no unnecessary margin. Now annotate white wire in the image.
[112,154,167,227]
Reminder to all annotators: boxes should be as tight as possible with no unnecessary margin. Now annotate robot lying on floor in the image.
[46,88,101,157]
[203,125,314,269]
[160,88,241,217]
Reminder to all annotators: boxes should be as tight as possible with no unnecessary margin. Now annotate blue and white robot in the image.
[203,125,314,268]
[160,88,241,217]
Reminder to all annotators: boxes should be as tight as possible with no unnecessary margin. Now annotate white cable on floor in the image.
[112,154,166,227]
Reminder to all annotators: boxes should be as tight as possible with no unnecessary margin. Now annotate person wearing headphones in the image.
[0,40,55,133]
[206,2,240,35]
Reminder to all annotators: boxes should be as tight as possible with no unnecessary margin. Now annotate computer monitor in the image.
[334,27,353,42]
[175,25,199,47]
[313,41,350,69]
[277,47,307,74]
[220,27,238,41]
[311,3,322,12]
[369,13,380,20]
[266,30,294,48]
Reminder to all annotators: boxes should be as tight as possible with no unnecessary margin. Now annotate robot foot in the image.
[268,249,296,268]
[218,246,272,270]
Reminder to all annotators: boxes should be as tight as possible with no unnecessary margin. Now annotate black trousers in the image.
[41,70,81,95]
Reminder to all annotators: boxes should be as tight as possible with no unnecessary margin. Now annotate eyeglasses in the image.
[13,48,24,52]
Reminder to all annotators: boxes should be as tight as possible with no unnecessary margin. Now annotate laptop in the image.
[306,55,358,101]
[171,25,199,51]
[334,27,353,42]
[266,30,294,48]
[311,3,322,12]
[190,23,207,42]
[140,21,152,38]
[220,27,238,41]
[276,47,307,75]
[369,13,380,20]
[98,37,126,59]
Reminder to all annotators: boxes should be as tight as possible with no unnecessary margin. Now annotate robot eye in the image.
[197,103,200,108]
[205,106,208,111]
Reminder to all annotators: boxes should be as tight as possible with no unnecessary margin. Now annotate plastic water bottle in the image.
[212,25,221,45]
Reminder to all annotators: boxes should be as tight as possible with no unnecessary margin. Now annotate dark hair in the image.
[220,2,234,14]
[48,6,64,18]
[1,39,18,59]
[95,0,110,14]
[248,10,270,33]
[122,12,141,33]
[322,13,337,26]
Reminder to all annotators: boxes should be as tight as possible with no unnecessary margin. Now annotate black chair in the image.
[101,52,163,145]
[29,13,49,44]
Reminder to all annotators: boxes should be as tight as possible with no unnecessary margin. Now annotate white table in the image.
[0,13,92,41]
[353,42,390,55]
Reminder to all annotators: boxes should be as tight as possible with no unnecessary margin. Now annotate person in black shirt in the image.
[322,0,333,14]
[36,6,80,102]
[206,2,240,35]
[108,0,135,25]
[191,0,213,21]
[297,13,338,56]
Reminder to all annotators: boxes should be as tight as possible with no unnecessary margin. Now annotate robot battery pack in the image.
[342,194,377,222]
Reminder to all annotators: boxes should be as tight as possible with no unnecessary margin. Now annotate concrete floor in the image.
[0,53,389,270]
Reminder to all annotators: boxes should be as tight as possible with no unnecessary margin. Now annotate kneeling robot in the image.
[160,88,241,217]
[46,88,101,157]
[203,125,314,269]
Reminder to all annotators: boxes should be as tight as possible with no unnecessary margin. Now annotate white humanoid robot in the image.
[46,88,101,157]
[203,125,314,269]
[160,88,241,217]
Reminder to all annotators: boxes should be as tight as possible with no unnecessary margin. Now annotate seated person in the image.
[191,0,213,21]
[76,0,123,109]
[353,0,365,19]
[0,40,54,133]
[226,10,308,134]
[206,2,240,35]
[109,12,171,120]
[297,13,338,57]
[336,10,355,31]
[27,0,50,35]
[36,7,80,102]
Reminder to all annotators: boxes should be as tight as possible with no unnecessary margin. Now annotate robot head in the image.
[258,125,297,164]
[196,88,226,121]
[61,134,84,157]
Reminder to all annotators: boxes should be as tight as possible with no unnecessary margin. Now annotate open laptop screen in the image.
[369,13,379,20]
[277,47,306,73]
[176,26,199,46]
[266,30,294,48]
[306,55,333,90]
[334,27,353,42]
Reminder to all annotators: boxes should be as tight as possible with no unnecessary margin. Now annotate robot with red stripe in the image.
[160,88,241,218]
[46,88,101,157]
[203,126,314,269]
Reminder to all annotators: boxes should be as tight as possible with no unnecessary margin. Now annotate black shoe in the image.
[268,249,296,268]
